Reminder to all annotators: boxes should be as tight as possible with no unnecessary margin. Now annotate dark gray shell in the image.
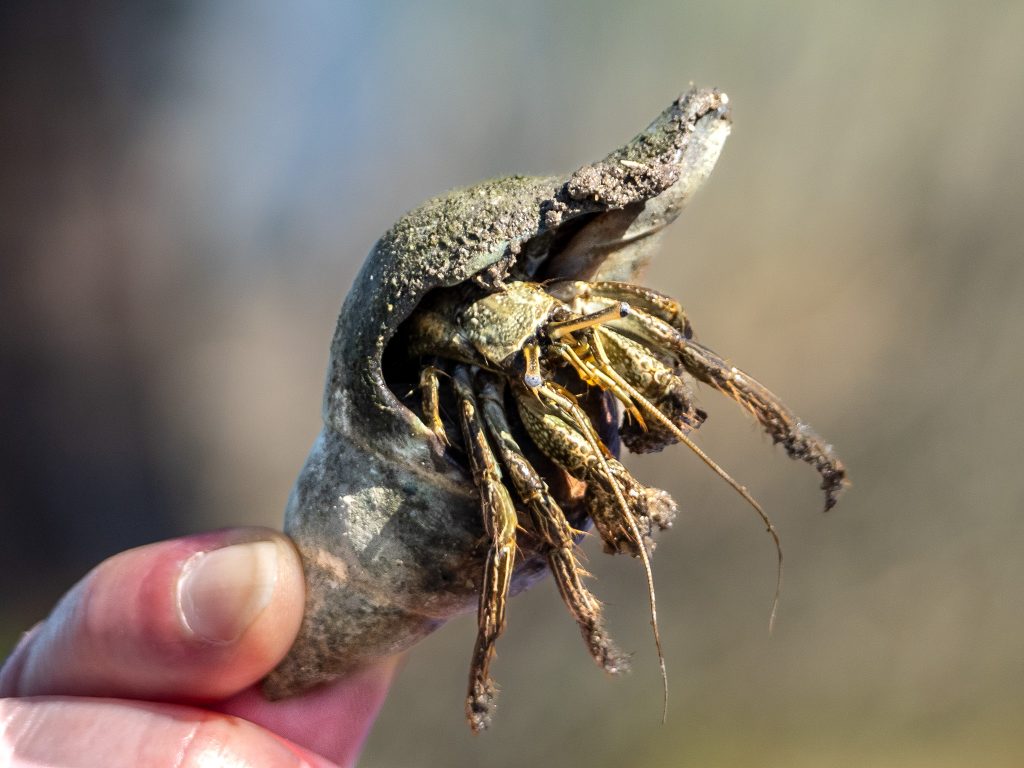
[264,88,732,698]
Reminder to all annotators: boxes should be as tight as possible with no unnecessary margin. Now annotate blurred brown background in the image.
[2,1,1022,766]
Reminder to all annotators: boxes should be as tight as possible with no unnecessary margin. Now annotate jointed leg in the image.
[564,298,847,511]
[452,366,518,732]
[595,329,707,442]
[548,279,692,337]
[546,338,646,428]
[588,281,692,338]
[420,364,449,445]
[578,328,785,630]
[515,381,669,719]
[676,339,848,511]
[476,375,628,674]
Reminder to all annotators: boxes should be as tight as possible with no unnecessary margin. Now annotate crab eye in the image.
[522,341,543,389]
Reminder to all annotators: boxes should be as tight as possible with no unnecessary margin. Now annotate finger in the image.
[218,656,401,767]
[0,696,338,768]
[0,528,305,701]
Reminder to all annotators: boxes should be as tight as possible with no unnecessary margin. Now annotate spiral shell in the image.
[263,88,732,698]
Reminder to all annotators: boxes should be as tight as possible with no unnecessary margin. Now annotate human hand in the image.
[0,528,398,767]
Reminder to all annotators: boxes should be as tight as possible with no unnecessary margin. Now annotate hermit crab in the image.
[263,87,847,731]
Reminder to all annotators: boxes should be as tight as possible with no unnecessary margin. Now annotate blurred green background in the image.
[2,1,1022,766]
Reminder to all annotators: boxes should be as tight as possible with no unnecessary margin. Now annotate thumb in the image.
[0,528,305,702]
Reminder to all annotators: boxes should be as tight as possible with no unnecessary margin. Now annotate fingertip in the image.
[1,528,306,702]
[190,533,306,685]
[177,534,304,654]
[0,697,340,768]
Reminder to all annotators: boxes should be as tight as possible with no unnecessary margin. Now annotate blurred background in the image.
[2,1,1022,765]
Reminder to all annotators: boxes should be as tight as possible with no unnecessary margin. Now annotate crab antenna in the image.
[537,383,669,722]
[671,425,782,633]
[587,331,784,633]
[625,491,669,723]
[589,431,670,721]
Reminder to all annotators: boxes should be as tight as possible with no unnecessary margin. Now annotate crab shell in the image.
[263,88,733,698]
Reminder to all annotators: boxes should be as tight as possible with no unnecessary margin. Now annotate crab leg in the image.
[476,375,628,675]
[546,339,646,428]
[578,328,785,630]
[674,339,847,511]
[595,328,706,451]
[590,282,691,337]
[547,294,783,628]
[516,382,670,720]
[419,364,449,445]
[452,366,518,732]
[546,301,629,340]
[549,279,692,337]
[518,389,638,555]
[588,302,847,510]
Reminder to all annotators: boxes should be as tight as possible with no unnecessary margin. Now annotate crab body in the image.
[262,88,847,731]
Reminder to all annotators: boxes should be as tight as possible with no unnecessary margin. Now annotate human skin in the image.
[0,528,398,767]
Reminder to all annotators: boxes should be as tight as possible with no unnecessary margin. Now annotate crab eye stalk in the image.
[521,342,543,390]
